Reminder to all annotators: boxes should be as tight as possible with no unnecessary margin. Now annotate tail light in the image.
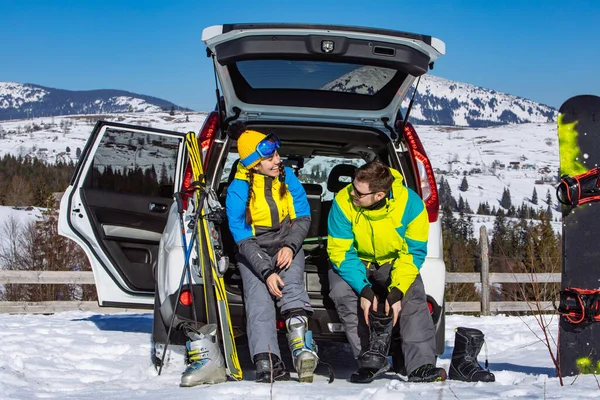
[180,111,220,206]
[427,301,434,314]
[179,290,193,306]
[402,122,439,222]
[198,111,220,166]
[276,320,285,330]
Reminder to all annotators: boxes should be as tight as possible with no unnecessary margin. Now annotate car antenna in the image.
[396,75,421,147]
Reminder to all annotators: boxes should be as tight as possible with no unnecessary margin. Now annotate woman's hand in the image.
[276,247,294,270]
[266,273,285,297]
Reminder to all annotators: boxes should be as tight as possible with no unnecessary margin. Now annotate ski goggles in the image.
[240,133,281,167]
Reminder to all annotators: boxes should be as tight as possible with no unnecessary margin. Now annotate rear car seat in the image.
[319,164,357,238]
[301,183,323,238]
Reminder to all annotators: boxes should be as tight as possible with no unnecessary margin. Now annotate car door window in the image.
[89,128,179,197]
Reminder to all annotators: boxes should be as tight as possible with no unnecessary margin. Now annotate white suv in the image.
[58,23,447,364]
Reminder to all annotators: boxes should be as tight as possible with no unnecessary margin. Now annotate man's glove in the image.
[385,287,404,327]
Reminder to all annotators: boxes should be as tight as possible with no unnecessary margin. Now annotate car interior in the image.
[209,122,416,308]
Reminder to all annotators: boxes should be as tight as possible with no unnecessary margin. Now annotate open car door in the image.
[58,121,187,308]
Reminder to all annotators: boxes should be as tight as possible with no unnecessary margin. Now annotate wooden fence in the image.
[0,226,561,315]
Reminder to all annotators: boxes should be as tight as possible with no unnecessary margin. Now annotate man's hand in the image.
[385,299,402,327]
[276,247,294,270]
[360,296,378,326]
[385,287,404,327]
[359,286,377,326]
[266,273,285,297]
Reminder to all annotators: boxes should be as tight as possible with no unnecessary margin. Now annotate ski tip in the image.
[229,371,243,381]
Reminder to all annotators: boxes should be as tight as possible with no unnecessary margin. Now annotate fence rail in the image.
[0,225,560,314]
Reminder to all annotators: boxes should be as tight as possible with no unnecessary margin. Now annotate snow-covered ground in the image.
[1,312,596,399]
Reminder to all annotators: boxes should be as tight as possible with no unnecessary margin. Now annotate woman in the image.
[225,123,318,383]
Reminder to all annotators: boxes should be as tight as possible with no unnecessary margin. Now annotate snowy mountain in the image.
[322,69,557,127]
[0,111,562,236]
[3,74,557,128]
[0,82,188,121]
[406,75,557,127]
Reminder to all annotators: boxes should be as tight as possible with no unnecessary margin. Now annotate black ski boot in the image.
[449,327,495,382]
[254,352,291,383]
[350,311,393,384]
[407,363,447,382]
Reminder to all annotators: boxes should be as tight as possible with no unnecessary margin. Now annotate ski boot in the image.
[408,363,447,382]
[449,327,495,382]
[180,324,227,387]
[254,352,291,383]
[350,310,392,384]
[286,315,319,383]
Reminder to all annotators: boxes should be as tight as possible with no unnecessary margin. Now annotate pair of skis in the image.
[185,131,242,381]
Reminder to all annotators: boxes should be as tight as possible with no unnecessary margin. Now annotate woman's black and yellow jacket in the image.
[225,162,311,280]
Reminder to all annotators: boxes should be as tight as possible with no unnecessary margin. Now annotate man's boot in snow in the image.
[449,327,495,382]
[180,324,227,387]
[286,315,318,383]
[350,311,393,383]
[254,352,291,383]
[407,363,447,382]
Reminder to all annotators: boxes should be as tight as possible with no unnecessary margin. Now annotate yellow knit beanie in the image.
[237,129,267,169]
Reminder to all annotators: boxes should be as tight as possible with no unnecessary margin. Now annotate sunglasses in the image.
[240,133,281,167]
[352,182,376,198]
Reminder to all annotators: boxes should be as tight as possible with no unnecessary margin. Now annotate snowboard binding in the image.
[556,168,600,207]
[555,287,600,325]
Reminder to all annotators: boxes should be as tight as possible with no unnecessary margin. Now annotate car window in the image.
[221,152,241,183]
[220,149,363,201]
[89,128,179,198]
[237,61,397,95]
[299,156,363,200]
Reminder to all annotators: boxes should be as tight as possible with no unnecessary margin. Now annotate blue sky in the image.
[1,0,598,111]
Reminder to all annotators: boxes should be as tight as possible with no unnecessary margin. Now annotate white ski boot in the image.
[180,324,227,387]
[286,315,318,383]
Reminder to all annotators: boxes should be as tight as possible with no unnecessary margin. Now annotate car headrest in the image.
[327,164,357,193]
[302,183,323,197]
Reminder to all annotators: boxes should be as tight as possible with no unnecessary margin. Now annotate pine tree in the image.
[459,176,469,192]
[439,176,456,208]
[545,189,553,217]
[465,199,472,214]
[458,195,465,212]
[477,202,486,215]
[531,187,538,205]
[500,188,512,209]
[170,105,175,116]
[441,204,456,237]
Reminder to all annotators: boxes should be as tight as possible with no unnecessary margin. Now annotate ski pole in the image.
[157,192,199,375]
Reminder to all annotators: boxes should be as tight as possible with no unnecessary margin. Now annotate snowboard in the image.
[557,94,600,376]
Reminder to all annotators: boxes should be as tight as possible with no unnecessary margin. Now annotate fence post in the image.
[480,225,490,316]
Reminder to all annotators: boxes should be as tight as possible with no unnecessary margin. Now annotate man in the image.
[327,161,446,383]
